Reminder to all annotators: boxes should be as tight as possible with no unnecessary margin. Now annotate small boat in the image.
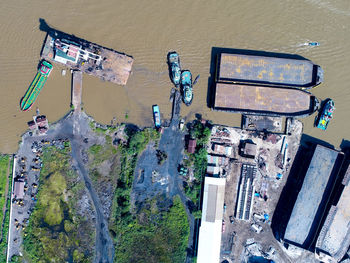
[315,99,335,130]
[152,105,161,128]
[306,42,320,46]
[181,70,193,106]
[20,60,53,111]
[168,52,181,87]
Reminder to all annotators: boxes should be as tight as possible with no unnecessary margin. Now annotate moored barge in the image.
[20,60,53,111]
[216,53,323,89]
[213,83,319,117]
[41,29,133,85]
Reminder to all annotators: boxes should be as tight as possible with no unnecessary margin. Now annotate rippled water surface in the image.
[0,0,349,152]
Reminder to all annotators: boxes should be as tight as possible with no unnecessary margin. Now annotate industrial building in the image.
[235,164,256,221]
[283,145,344,249]
[315,164,350,263]
[197,176,226,263]
[13,180,25,200]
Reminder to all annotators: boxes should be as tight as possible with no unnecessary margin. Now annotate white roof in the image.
[197,177,226,263]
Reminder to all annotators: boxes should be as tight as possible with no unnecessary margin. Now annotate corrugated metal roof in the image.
[197,177,226,263]
[284,145,340,247]
[316,173,350,261]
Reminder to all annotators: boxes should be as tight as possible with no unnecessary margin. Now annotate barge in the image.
[213,83,319,117]
[216,53,323,89]
[41,29,133,85]
[20,61,53,111]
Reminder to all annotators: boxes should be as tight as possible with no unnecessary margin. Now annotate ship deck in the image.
[41,30,133,85]
[217,53,319,87]
[214,83,314,116]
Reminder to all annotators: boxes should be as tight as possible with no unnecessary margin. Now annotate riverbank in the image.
[5,108,196,263]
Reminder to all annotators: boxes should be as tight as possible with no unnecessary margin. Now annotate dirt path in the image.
[71,113,115,263]
[0,157,11,242]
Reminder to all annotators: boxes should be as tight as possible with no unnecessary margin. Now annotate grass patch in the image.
[0,154,10,263]
[23,146,94,263]
[0,155,9,226]
[115,196,189,263]
[88,136,117,166]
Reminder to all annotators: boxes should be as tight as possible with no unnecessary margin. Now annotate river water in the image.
[0,0,349,153]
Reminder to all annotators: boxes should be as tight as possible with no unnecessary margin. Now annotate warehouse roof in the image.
[316,164,350,261]
[197,177,226,263]
[284,145,342,248]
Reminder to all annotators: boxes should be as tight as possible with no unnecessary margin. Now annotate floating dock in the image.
[216,53,323,88]
[41,29,133,85]
[213,83,319,117]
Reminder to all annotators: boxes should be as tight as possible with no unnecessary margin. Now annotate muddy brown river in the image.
[0,0,349,153]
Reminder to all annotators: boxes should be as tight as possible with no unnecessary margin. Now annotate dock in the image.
[72,71,82,112]
[41,29,133,85]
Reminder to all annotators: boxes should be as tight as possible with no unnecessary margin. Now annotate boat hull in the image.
[315,99,334,130]
[168,51,181,86]
[20,61,53,111]
[181,70,193,106]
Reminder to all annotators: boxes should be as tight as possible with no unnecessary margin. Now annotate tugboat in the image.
[20,60,53,111]
[181,70,193,106]
[152,105,161,128]
[315,99,335,130]
[168,52,181,88]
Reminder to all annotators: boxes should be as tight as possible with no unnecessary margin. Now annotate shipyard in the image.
[0,15,349,263]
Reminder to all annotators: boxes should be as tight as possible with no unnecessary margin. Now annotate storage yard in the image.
[199,118,303,263]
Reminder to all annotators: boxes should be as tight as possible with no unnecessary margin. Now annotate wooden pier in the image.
[72,71,82,112]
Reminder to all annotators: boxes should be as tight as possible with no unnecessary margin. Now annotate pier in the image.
[41,29,133,85]
[72,71,82,113]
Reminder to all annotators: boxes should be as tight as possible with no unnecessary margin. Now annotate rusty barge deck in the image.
[41,30,133,85]
[216,53,323,88]
[213,83,319,117]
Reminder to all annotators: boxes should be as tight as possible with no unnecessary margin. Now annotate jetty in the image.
[41,29,133,85]
[71,71,82,112]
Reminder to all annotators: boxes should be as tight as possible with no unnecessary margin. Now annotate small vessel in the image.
[181,70,193,106]
[315,99,335,130]
[307,42,320,46]
[168,52,181,87]
[20,61,53,111]
[152,105,161,128]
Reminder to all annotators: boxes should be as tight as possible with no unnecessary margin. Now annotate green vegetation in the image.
[107,127,190,262]
[115,196,189,263]
[23,146,94,263]
[184,121,211,217]
[109,128,159,237]
[0,155,10,262]
[10,255,22,263]
[0,155,9,226]
[88,135,117,166]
